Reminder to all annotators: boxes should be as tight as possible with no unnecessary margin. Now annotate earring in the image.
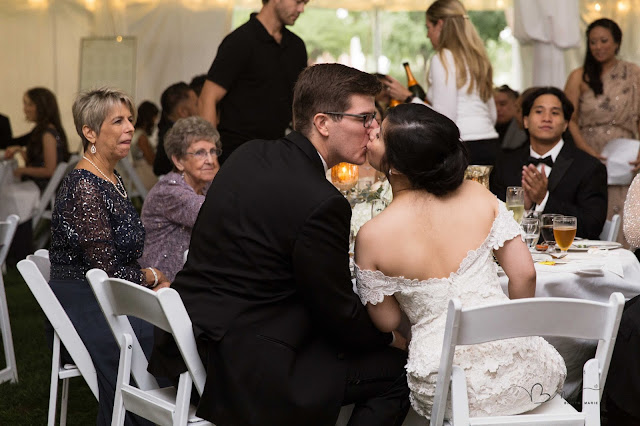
[90,143,96,154]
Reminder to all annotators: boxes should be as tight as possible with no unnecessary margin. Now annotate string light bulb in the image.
[594,2,601,11]
[617,1,628,12]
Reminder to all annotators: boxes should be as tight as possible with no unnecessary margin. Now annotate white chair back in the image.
[0,214,19,385]
[86,269,210,425]
[430,293,625,426]
[17,256,99,425]
[599,214,621,242]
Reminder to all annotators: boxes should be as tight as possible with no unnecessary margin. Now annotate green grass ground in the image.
[0,266,97,424]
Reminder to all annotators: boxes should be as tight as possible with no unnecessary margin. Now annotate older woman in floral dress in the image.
[139,116,220,281]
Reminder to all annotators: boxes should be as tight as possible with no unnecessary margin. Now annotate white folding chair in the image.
[430,293,625,426]
[17,254,99,426]
[86,269,213,426]
[32,155,81,248]
[117,157,149,200]
[0,214,19,385]
[599,214,621,242]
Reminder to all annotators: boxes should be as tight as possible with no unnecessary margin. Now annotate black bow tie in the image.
[527,156,554,168]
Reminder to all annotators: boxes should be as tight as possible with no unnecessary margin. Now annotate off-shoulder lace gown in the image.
[356,203,566,419]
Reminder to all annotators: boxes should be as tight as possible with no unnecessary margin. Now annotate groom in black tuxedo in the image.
[148,64,410,426]
[490,86,607,239]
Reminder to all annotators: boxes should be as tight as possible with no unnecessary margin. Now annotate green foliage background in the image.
[232,8,512,87]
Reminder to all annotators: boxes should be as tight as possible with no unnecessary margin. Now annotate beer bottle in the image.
[403,62,426,101]
[388,98,401,108]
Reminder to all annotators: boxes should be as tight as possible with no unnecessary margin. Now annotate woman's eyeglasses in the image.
[185,148,222,160]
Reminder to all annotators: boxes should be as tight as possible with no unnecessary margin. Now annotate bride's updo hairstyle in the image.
[382,103,468,196]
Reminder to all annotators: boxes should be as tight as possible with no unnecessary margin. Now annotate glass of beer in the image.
[506,186,525,224]
[553,216,577,253]
[541,214,562,247]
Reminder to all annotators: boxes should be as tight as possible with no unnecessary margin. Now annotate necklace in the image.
[82,155,128,198]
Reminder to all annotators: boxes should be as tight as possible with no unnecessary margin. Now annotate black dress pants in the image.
[342,346,410,426]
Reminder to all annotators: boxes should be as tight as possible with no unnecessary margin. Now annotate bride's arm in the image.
[494,236,536,299]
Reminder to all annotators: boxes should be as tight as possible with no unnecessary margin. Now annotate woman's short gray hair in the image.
[165,116,221,163]
[72,87,135,150]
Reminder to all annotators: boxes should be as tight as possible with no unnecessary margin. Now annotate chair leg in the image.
[582,358,600,426]
[112,334,133,426]
[60,377,70,426]
[173,372,192,426]
[48,335,61,426]
[0,275,17,384]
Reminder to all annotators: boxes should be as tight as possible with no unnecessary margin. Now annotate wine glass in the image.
[541,213,562,248]
[553,216,577,253]
[506,186,525,224]
[521,217,540,249]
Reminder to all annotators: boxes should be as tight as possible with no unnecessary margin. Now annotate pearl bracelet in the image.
[145,267,159,288]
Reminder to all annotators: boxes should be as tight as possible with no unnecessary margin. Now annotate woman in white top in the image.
[385,0,499,165]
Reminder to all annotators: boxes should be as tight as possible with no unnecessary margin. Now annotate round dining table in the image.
[498,247,640,401]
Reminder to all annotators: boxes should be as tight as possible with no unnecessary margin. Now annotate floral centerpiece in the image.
[350,179,393,237]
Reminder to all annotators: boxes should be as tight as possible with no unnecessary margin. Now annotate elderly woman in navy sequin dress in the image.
[48,87,170,426]
[139,116,220,281]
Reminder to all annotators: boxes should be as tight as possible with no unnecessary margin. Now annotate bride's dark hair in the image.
[381,103,468,196]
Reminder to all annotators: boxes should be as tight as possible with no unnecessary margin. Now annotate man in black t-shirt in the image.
[199,0,308,164]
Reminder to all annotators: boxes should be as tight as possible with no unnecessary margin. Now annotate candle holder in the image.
[331,162,359,195]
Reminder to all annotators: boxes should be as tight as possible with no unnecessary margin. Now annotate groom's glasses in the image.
[322,111,377,128]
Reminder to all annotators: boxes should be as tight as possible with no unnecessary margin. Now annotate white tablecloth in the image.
[0,160,40,224]
[499,248,640,400]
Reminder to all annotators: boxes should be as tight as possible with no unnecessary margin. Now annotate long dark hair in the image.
[582,19,622,96]
[25,87,69,165]
[382,103,468,196]
[136,101,159,135]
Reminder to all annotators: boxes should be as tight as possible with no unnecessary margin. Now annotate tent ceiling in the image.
[234,0,509,11]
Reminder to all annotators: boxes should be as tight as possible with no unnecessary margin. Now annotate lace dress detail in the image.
[50,169,145,284]
[356,203,566,419]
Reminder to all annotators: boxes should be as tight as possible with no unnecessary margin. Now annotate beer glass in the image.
[553,216,577,253]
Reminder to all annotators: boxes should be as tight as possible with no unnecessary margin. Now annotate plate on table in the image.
[569,240,622,251]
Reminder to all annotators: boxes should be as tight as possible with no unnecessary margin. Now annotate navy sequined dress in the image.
[49,168,153,426]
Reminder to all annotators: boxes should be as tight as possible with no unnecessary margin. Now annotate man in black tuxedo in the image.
[490,86,607,239]
[149,64,410,426]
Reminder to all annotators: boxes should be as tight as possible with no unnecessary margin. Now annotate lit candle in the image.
[331,162,359,192]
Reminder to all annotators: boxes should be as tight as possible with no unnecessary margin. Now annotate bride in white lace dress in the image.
[355,103,566,419]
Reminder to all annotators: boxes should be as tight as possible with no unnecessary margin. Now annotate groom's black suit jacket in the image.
[149,131,392,425]
[490,140,607,239]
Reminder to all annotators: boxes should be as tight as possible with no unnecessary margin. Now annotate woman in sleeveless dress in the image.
[4,87,70,191]
[354,103,566,419]
[565,18,640,246]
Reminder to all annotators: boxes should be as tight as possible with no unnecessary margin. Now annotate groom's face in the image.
[325,94,379,166]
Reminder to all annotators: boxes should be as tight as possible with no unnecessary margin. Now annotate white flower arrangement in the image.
[350,179,393,236]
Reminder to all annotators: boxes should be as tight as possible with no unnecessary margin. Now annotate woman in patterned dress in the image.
[565,18,640,245]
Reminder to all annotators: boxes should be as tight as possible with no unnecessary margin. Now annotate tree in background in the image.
[232,8,511,88]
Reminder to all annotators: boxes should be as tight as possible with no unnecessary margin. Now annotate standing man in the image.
[491,86,607,239]
[199,0,308,164]
[149,64,410,426]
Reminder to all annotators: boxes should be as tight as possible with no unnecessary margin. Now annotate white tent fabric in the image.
[1,0,640,150]
[512,0,581,88]
[0,0,233,150]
